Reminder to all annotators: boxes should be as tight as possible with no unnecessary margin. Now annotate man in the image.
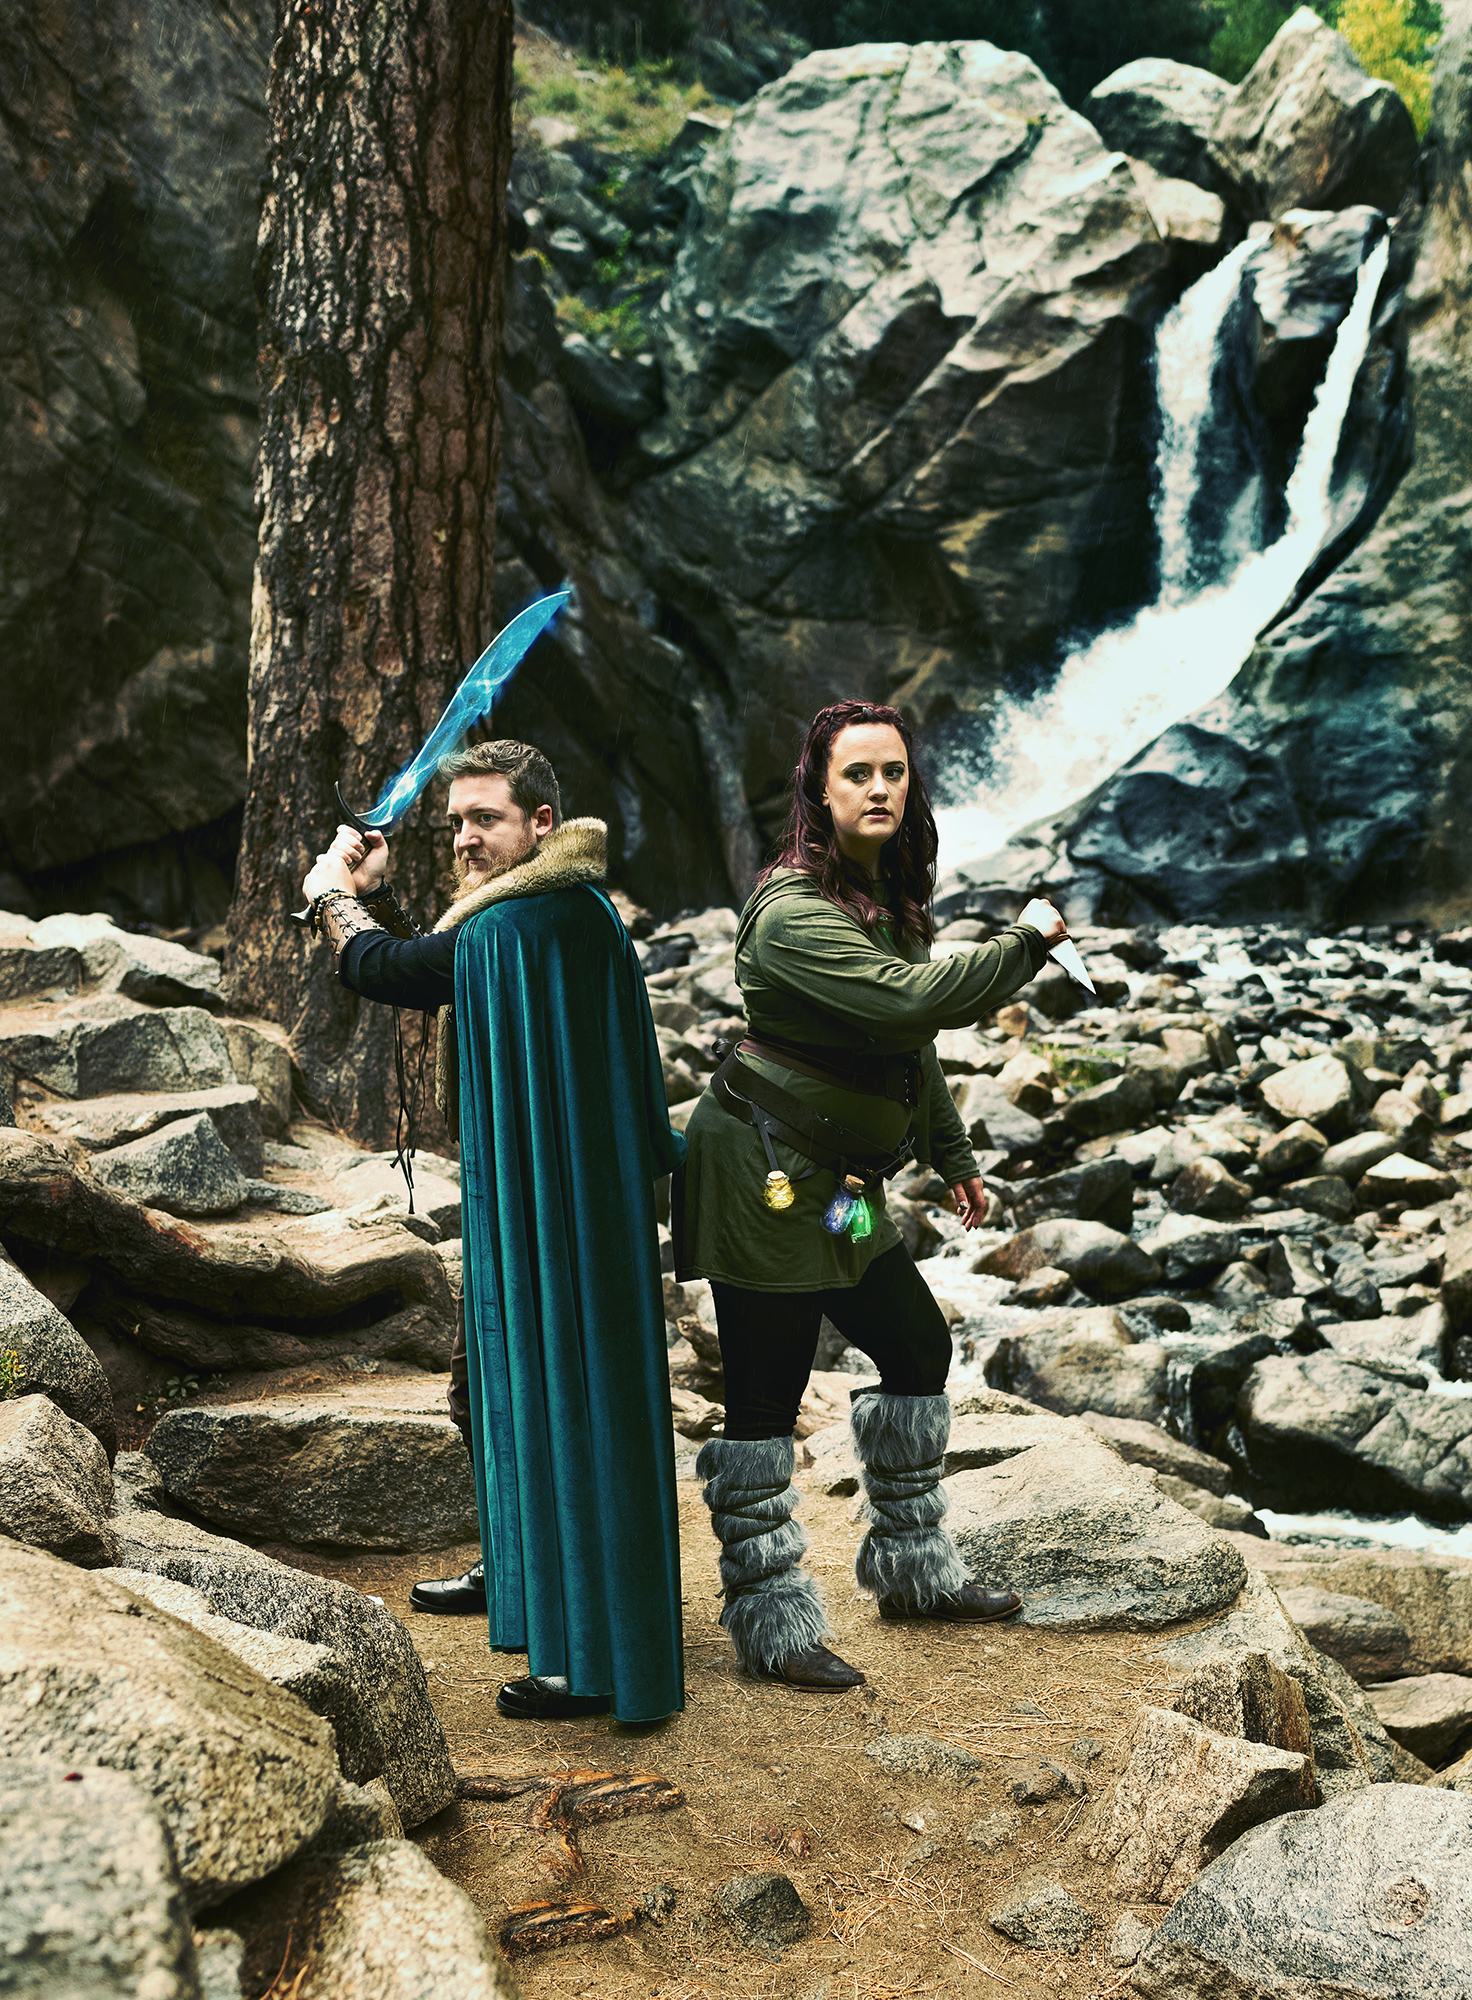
[300,740,685,1723]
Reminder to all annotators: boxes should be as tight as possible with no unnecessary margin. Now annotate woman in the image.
[677,700,1067,1691]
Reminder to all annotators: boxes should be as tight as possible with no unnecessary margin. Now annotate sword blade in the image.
[358,589,572,830]
[1050,938,1096,995]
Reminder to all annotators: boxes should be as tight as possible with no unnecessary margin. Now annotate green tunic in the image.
[676,869,1047,1292]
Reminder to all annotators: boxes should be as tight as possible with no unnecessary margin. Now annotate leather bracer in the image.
[314,891,386,962]
[359,882,422,939]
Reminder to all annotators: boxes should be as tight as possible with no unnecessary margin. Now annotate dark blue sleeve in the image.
[339,929,457,1010]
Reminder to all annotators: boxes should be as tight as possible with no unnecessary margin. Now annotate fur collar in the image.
[432,817,607,934]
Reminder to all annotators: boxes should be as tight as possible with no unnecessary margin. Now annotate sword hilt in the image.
[290,780,386,923]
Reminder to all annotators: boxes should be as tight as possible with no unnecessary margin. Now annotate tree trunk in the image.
[227,0,514,1147]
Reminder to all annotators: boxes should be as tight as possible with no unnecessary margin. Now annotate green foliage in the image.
[556,292,650,353]
[514,50,709,159]
[1208,0,1296,80]
[1034,1043,1132,1091]
[0,1348,20,1400]
[1337,0,1438,130]
[1208,0,1438,119]
[161,1373,201,1407]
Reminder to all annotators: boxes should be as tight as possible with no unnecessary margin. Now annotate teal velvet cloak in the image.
[455,884,686,1723]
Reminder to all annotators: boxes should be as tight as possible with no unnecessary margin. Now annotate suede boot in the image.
[850,1390,1021,1621]
[696,1435,863,1688]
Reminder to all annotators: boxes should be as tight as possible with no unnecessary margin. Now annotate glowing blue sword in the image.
[336,587,572,833]
[294,587,571,921]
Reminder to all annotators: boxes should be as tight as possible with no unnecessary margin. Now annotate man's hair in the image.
[439,738,562,828]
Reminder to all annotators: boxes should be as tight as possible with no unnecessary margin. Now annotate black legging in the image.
[712,1242,952,1440]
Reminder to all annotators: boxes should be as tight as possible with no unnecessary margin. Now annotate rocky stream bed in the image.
[4,899,1472,1995]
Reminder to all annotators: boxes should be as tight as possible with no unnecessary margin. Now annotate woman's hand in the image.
[951,1176,992,1231]
[1018,896,1068,947]
[327,824,390,894]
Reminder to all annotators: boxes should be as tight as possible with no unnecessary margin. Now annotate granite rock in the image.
[109,1504,456,1828]
[1133,1786,1472,1998]
[0,1394,118,1568]
[0,1535,338,1909]
[946,1432,1245,1629]
[1095,1705,1311,1898]
[0,1759,203,2000]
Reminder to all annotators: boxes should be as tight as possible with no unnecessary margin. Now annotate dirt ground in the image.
[277,1477,1195,1999]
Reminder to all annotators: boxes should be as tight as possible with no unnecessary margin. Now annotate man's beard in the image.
[451,828,540,902]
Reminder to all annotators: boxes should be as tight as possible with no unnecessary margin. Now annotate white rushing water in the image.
[934,235,1391,874]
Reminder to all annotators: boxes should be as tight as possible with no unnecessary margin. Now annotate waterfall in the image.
[933,233,1392,876]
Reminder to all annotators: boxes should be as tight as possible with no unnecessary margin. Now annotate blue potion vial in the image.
[822,1174,865,1234]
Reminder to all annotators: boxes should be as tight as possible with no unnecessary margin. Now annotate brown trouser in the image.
[448,1292,472,1451]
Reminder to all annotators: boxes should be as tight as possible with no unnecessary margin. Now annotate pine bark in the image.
[227,0,514,1145]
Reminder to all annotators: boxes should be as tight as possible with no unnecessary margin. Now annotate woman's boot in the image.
[850,1391,1022,1621]
[696,1435,865,1689]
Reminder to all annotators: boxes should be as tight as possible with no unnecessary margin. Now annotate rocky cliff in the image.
[0,4,1448,929]
[0,0,269,927]
[1023,4,1472,927]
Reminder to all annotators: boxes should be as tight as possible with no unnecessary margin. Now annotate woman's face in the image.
[823,722,910,858]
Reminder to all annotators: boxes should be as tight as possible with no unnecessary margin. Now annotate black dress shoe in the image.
[878,1582,1023,1622]
[754,1643,866,1690]
[495,1676,612,1720]
[409,1561,486,1615]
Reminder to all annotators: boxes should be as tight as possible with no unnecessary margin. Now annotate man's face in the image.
[447,774,553,891]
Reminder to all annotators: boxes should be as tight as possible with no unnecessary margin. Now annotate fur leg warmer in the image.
[850,1391,969,1608]
[695,1435,831,1674]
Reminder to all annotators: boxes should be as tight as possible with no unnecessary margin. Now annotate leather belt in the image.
[711,1048,913,1189]
[739,1033,922,1108]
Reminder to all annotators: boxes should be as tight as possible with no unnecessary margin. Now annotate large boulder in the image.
[0,1535,338,1909]
[985,1317,1169,1423]
[1140,1211,1241,1280]
[1359,1152,1459,1209]
[90,1110,247,1217]
[1094,1705,1310,1898]
[1208,7,1420,220]
[1061,1072,1155,1138]
[229,1840,515,1999]
[1259,1054,1360,1136]
[33,1081,265,1176]
[1235,1353,1472,1517]
[1079,1410,1233,1495]
[0,997,235,1099]
[1445,1221,1472,1336]
[976,1219,1161,1300]
[111,1503,455,1829]
[1133,1787,1472,1999]
[1085,59,1233,191]
[1004,1155,1134,1233]
[0,1129,455,1359]
[26,914,223,1009]
[0,1759,204,2000]
[945,1429,1246,1628]
[0,1394,118,1567]
[1157,1571,1398,1800]
[142,1375,477,1551]
[1239,1539,1472,1679]
[952,1074,1047,1156]
[1366,1674,1472,1767]
[0,912,84,1000]
[1278,1586,1413,1681]
[629,41,1177,822]
[0,1242,115,1454]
